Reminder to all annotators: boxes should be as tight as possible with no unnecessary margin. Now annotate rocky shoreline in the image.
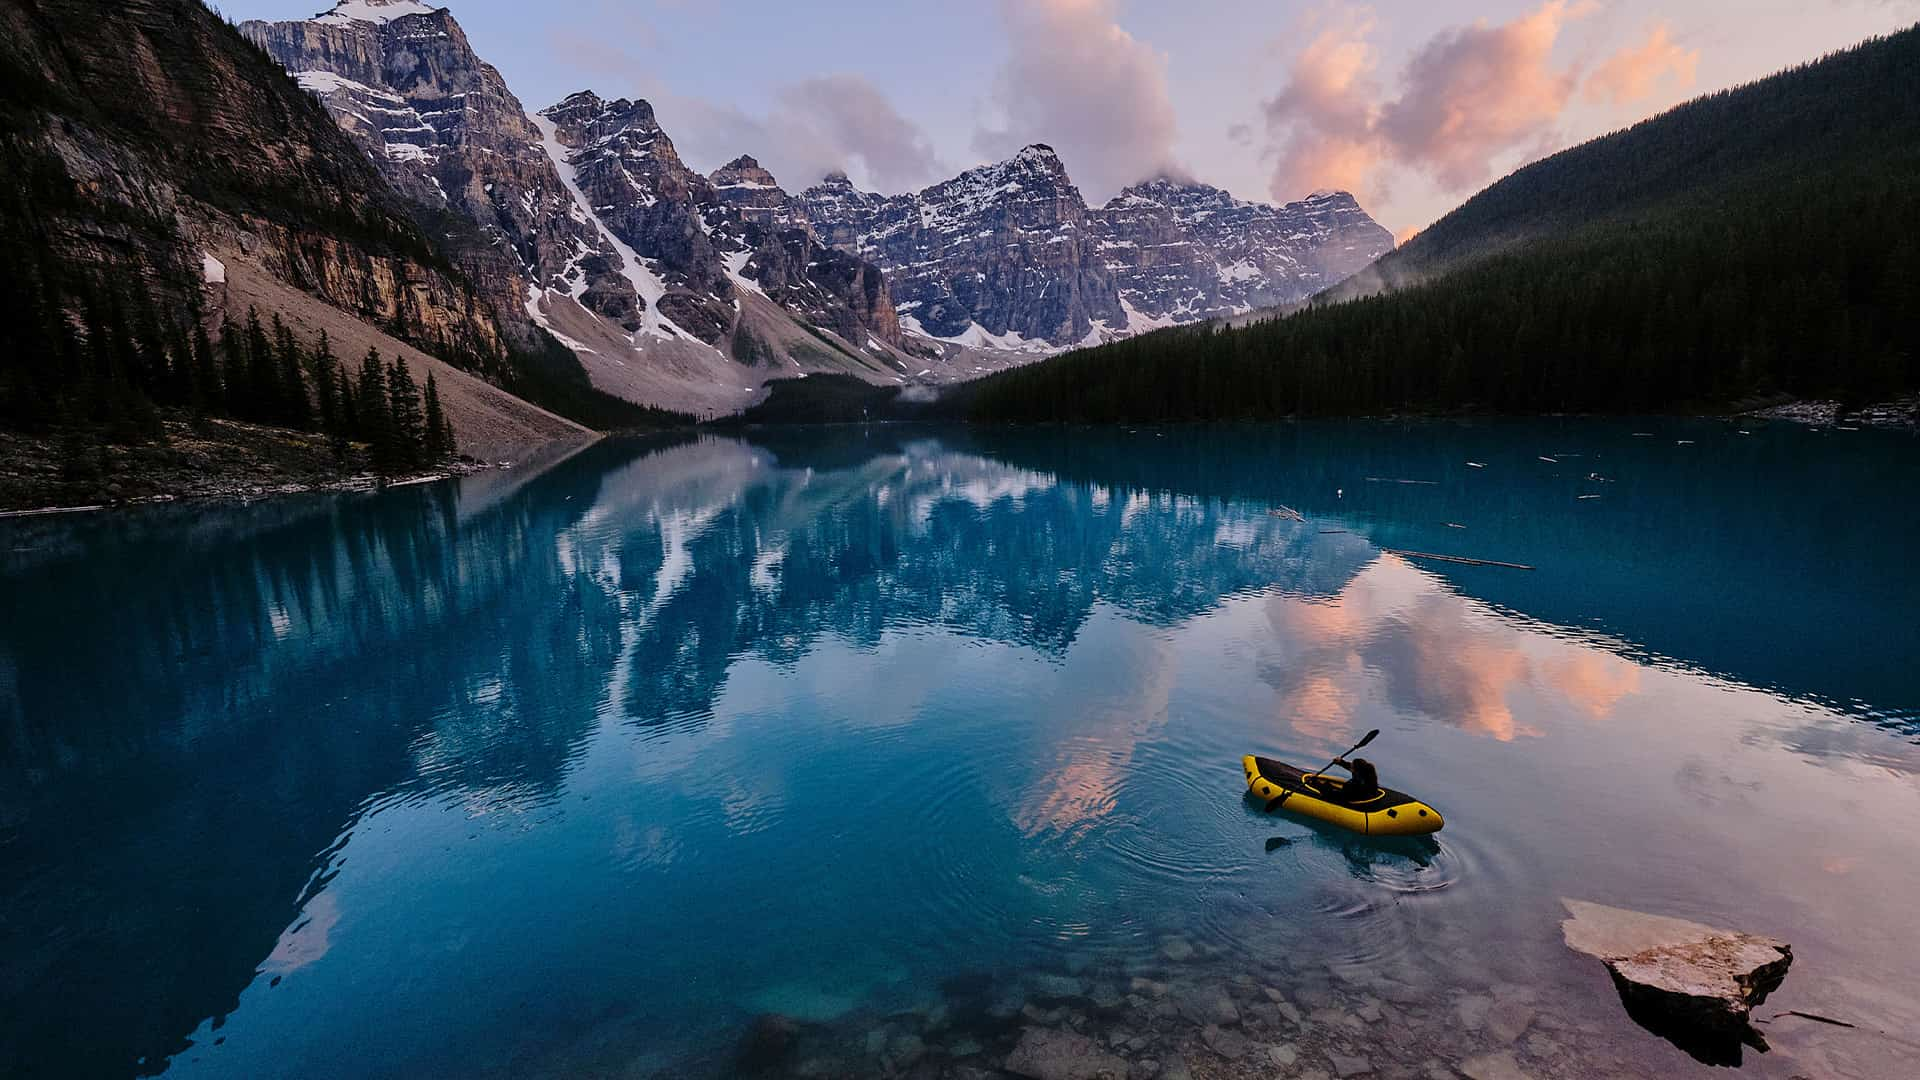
[1737,396,1919,428]
[0,418,508,515]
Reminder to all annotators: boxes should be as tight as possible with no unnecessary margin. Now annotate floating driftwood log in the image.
[1267,505,1305,522]
[1363,477,1440,485]
[1382,548,1536,571]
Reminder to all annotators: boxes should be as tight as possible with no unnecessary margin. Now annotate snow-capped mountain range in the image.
[243,0,1394,411]
[801,153,1395,350]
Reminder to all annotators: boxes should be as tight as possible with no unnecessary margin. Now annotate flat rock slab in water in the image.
[1003,1027,1131,1080]
[1561,899,1791,1056]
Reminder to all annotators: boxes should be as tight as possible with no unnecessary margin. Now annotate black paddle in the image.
[1265,728,1379,813]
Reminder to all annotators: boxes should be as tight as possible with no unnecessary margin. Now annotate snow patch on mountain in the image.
[317,0,437,25]
[528,111,686,342]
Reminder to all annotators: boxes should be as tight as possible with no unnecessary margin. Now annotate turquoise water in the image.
[3,421,1918,1078]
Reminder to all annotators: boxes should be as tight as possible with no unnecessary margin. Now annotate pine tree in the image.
[422,370,453,461]
[131,287,169,402]
[189,322,218,417]
[334,360,358,438]
[356,348,392,467]
[166,321,194,409]
[217,316,247,419]
[272,315,310,429]
[310,330,338,433]
[244,307,275,423]
[76,284,110,426]
[386,357,425,469]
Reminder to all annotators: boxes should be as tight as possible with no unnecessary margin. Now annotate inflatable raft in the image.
[1243,755,1445,836]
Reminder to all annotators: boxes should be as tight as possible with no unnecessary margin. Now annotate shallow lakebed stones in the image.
[1560,898,1791,1061]
[1004,1026,1131,1080]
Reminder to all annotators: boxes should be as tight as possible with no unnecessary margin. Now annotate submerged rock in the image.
[1328,1051,1374,1077]
[1003,1026,1131,1080]
[733,1013,804,1074]
[1176,985,1241,1028]
[1200,1024,1250,1059]
[1030,972,1091,1000]
[1458,1050,1533,1080]
[1484,998,1534,1045]
[1561,899,1791,1063]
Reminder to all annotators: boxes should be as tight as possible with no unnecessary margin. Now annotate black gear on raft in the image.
[1244,755,1445,836]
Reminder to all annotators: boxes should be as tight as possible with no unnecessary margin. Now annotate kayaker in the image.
[1331,756,1380,803]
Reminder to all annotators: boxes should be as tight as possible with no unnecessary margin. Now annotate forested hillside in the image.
[958,27,1920,423]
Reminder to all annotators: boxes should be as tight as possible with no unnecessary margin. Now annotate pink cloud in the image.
[1263,2,1597,201]
[1377,0,1587,191]
[1585,23,1701,105]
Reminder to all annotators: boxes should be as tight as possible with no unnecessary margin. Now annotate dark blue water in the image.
[3,421,1917,1079]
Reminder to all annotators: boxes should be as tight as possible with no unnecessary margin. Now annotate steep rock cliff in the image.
[0,0,510,362]
[240,0,642,339]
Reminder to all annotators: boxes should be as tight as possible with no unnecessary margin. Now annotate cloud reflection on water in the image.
[1260,555,1643,744]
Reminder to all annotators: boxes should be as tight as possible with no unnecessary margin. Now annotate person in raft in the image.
[1331,756,1381,803]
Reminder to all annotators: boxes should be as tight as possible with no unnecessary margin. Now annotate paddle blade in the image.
[1264,793,1291,813]
[1264,836,1294,852]
[1354,728,1380,750]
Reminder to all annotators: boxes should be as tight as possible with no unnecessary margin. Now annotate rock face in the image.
[239,1,911,409]
[241,1,641,340]
[801,151,1393,348]
[708,155,806,228]
[1,0,512,363]
[537,92,906,352]
[1561,899,1791,1061]
[537,91,735,343]
[706,155,905,353]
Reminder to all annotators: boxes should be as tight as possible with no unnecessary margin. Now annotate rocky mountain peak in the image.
[545,89,604,119]
[243,0,641,346]
[1088,178,1395,323]
[1013,144,1067,171]
[710,155,783,192]
[709,156,798,226]
[798,146,1120,347]
[541,93,683,179]
[961,144,1075,190]
[542,92,656,136]
[237,2,929,411]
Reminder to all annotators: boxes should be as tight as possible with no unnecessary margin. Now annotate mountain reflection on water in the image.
[2,421,1916,1079]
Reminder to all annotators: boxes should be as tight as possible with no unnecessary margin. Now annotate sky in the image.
[216,0,1920,237]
